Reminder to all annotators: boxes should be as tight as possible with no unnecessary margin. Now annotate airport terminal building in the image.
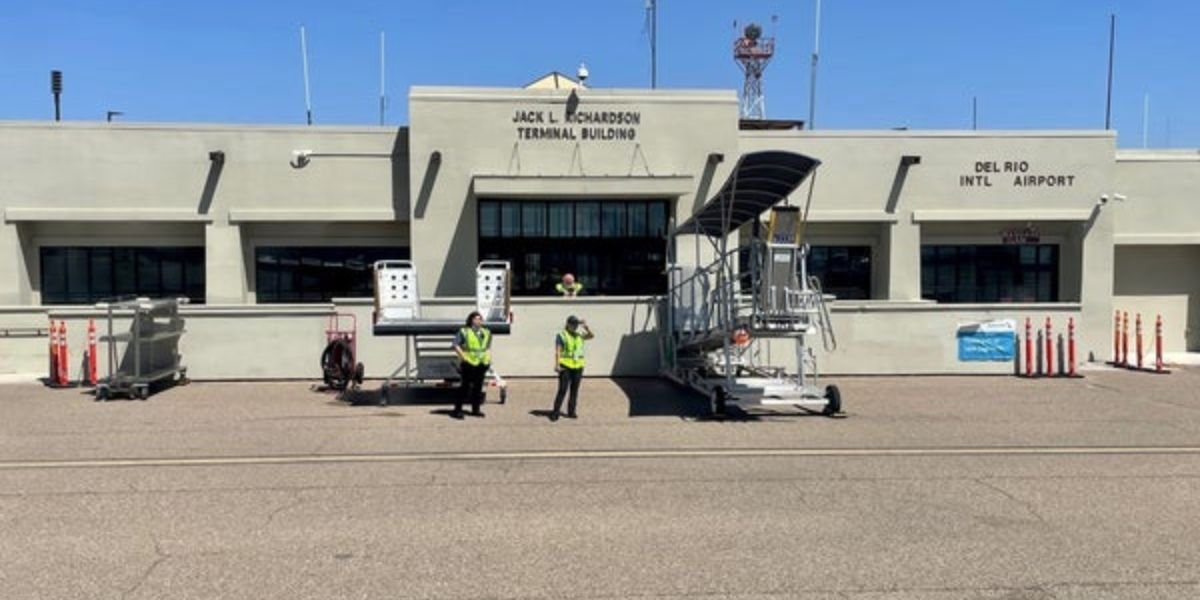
[2,83,1199,379]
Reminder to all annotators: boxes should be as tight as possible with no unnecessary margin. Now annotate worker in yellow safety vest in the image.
[555,273,583,297]
[452,311,492,419]
[549,315,594,421]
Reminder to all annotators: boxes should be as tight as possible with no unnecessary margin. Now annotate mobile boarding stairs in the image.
[662,150,842,416]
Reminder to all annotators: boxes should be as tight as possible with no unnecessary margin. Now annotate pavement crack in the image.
[262,490,309,530]
[121,539,169,599]
[974,477,1049,527]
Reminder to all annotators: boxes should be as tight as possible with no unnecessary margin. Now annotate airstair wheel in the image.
[823,384,841,416]
[711,387,728,416]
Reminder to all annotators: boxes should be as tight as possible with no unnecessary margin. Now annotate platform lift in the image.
[372,260,512,406]
[661,150,841,416]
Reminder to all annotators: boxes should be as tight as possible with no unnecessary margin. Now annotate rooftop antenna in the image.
[379,31,386,126]
[646,0,657,88]
[300,25,313,126]
[809,0,821,129]
[50,70,63,122]
[1104,13,1115,130]
[1141,93,1149,148]
[733,19,775,120]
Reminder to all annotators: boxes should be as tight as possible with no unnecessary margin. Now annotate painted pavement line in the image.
[3,445,1200,470]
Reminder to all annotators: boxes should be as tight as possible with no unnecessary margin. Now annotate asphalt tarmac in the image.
[2,367,1199,599]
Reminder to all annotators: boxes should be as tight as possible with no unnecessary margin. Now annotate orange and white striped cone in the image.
[87,319,98,386]
[56,321,69,386]
[49,320,58,383]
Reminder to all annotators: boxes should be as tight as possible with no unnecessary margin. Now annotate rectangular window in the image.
[548,204,573,238]
[39,246,206,305]
[478,199,670,296]
[255,246,409,303]
[601,204,627,238]
[500,202,521,238]
[521,203,546,237]
[575,202,600,238]
[807,246,873,300]
[628,203,647,237]
[647,203,667,238]
[479,202,500,238]
[921,244,1059,303]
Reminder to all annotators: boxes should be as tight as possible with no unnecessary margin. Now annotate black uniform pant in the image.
[552,367,583,416]
[457,362,488,414]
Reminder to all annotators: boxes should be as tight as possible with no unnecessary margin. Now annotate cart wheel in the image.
[379,384,389,406]
[320,339,354,391]
[178,369,190,386]
[95,386,109,402]
[135,385,149,401]
[499,387,508,405]
[712,388,727,416]
[823,384,842,416]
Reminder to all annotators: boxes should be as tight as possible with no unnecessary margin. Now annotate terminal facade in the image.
[2,84,1198,378]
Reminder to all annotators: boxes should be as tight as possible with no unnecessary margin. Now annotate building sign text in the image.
[959,160,1076,188]
[512,108,641,142]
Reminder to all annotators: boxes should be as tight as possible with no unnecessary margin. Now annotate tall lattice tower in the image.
[733,22,775,120]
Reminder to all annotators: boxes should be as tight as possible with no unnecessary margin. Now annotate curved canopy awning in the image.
[675,151,820,237]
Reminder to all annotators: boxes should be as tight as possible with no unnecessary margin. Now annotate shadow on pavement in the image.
[612,377,712,419]
[613,377,843,422]
[528,409,558,421]
[336,384,460,407]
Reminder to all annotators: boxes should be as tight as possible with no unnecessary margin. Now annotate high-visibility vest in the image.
[557,329,585,369]
[460,327,491,366]
[555,282,583,296]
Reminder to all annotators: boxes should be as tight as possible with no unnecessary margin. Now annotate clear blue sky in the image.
[2,0,1196,147]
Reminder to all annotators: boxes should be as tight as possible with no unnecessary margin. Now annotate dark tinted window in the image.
[255,246,409,303]
[40,247,205,305]
[479,200,670,296]
[808,246,872,300]
[921,244,1058,303]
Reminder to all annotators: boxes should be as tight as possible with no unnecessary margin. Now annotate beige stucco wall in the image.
[7,88,1200,379]
[0,122,409,305]
[407,86,740,296]
[0,299,1086,379]
[1113,246,1200,352]
[739,130,1116,362]
[1113,152,1200,242]
[1109,153,1200,353]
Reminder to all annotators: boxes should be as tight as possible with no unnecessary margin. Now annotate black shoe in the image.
[565,413,577,419]
[548,412,559,422]
[471,410,485,418]
[450,410,465,420]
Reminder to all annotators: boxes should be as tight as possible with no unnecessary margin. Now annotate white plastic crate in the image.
[475,261,511,323]
[373,260,420,322]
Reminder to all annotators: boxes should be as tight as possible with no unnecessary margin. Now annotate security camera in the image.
[577,62,589,83]
[1097,193,1128,206]
[290,149,312,169]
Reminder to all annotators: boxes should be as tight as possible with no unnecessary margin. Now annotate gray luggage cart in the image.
[94,297,189,400]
